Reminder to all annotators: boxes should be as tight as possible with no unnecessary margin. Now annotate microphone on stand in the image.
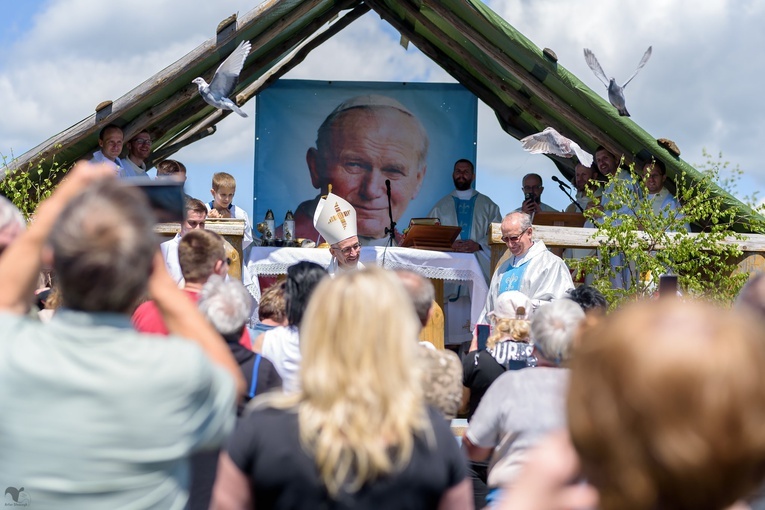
[551,175,572,190]
[384,179,396,248]
[552,175,584,212]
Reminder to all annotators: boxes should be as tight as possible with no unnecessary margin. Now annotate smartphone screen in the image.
[123,180,186,223]
[476,324,490,351]
[659,275,678,298]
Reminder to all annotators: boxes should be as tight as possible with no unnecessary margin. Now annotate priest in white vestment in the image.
[644,159,689,232]
[427,159,501,281]
[479,212,574,324]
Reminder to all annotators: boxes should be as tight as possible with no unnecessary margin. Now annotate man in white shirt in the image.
[589,146,640,289]
[564,163,602,264]
[121,130,152,178]
[161,198,208,283]
[565,163,602,213]
[643,158,689,231]
[518,173,558,216]
[91,124,124,175]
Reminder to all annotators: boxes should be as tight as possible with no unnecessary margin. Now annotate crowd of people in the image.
[0,157,762,510]
[0,112,756,510]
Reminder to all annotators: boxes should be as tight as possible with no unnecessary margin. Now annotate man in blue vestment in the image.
[479,211,574,323]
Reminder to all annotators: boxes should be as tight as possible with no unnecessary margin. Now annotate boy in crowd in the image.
[207,172,253,250]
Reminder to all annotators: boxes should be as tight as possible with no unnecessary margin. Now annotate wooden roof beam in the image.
[366,0,568,140]
[8,0,351,174]
[420,0,629,160]
[157,2,371,160]
[122,0,347,144]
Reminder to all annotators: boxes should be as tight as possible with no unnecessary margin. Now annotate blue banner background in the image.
[254,80,478,230]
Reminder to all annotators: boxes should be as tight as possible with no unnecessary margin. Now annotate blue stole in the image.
[499,259,530,293]
[452,195,477,241]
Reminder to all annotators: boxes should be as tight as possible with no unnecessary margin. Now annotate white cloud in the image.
[0,0,258,156]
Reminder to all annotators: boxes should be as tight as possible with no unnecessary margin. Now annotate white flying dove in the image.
[520,127,593,167]
[192,40,251,118]
[583,46,652,117]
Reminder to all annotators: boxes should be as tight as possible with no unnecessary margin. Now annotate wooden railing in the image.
[488,223,765,276]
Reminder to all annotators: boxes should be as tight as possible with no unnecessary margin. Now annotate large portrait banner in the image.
[254,79,478,244]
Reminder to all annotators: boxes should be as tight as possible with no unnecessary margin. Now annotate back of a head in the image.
[285,261,328,327]
[300,267,421,394]
[198,275,253,337]
[530,299,585,364]
[258,281,287,323]
[178,229,225,284]
[487,291,533,347]
[156,159,185,177]
[567,285,608,314]
[394,269,434,328]
[568,300,765,510]
[50,180,156,313]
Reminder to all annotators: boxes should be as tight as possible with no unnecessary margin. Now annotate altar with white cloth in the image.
[246,246,489,332]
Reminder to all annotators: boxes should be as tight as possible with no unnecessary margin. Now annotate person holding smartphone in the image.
[517,173,558,216]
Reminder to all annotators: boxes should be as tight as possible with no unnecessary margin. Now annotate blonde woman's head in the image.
[296,267,430,496]
[299,266,422,403]
[486,290,533,349]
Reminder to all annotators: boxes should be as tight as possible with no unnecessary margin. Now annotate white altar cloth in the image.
[247,246,489,327]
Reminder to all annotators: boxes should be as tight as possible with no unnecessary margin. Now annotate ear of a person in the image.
[411,165,427,199]
[306,148,323,189]
[213,260,227,276]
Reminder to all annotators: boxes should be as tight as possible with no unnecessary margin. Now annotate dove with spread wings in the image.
[192,40,251,118]
[583,46,652,117]
[520,127,593,167]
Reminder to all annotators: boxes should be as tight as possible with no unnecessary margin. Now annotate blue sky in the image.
[2,0,764,218]
[0,2,38,50]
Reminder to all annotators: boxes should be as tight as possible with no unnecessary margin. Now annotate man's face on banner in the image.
[308,107,427,238]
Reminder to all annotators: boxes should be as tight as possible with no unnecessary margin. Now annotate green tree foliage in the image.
[0,150,66,221]
[571,160,748,307]
[695,149,765,227]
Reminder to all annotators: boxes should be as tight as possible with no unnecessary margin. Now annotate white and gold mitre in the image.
[313,192,357,245]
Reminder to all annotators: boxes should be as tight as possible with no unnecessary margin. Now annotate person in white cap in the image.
[462,290,534,420]
[313,192,365,276]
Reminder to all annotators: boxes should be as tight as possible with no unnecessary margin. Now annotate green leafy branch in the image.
[1,147,67,221]
[574,160,747,307]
